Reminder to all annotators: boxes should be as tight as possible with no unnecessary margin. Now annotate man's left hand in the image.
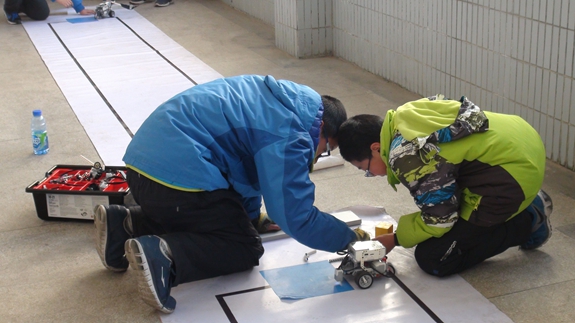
[80,8,95,15]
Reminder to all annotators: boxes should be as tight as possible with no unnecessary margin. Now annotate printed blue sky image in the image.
[260,260,354,300]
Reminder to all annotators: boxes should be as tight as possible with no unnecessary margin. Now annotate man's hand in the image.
[55,0,73,8]
[80,8,95,15]
[353,228,371,241]
[372,233,396,254]
[252,212,281,234]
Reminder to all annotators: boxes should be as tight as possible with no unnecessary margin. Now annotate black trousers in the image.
[126,170,264,286]
[414,209,532,277]
[4,0,50,20]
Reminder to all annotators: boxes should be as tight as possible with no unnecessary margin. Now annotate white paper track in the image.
[22,9,222,165]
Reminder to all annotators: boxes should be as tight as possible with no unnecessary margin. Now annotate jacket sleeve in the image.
[254,132,356,252]
[391,136,459,248]
[71,0,85,12]
[242,196,262,221]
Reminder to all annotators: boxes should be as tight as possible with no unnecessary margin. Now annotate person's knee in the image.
[26,9,49,20]
[24,1,50,21]
[414,246,441,276]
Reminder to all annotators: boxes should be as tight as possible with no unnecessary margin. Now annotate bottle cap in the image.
[33,110,42,117]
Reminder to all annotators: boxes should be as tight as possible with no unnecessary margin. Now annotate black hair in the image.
[338,114,383,162]
[321,95,347,139]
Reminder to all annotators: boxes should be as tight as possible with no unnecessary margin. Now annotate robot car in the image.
[94,1,134,19]
[334,240,395,289]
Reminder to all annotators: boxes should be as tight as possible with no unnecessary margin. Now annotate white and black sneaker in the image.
[94,205,131,272]
[125,235,177,314]
[5,11,21,25]
[155,0,173,7]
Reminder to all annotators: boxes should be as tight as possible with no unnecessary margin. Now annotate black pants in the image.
[4,0,50,20]
[414,209,532,277]
[126,170,264,286]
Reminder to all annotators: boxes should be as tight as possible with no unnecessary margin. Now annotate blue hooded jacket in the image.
[123,75,356,252]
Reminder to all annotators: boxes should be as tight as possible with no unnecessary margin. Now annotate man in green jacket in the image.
[337,95,553,276]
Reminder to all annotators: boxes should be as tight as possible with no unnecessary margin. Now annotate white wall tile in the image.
[551,72,560,118]
[569,125,575,168]
[535,69,553,116]
[549,117,556,160]
[515,60,523,102]
[526,0,534,19]
[560,122,569,164]
[566,30,575,77]
[562,77,572,122]
[561,0,569,28]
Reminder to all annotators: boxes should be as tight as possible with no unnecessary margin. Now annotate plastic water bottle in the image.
[31,109,49,155]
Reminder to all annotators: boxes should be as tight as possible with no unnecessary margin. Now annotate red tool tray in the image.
[25,164,130,221]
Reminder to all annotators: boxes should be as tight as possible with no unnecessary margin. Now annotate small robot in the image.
[334,240,395,289]
[94,1,134,19]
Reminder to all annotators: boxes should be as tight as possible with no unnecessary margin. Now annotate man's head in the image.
[315,95,347,162]
[338,114,387,177]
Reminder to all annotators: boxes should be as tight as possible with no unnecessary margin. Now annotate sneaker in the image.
[520,190,553,250]
[129,0,147,4]
[125,235,177,314]
[155,0,173,7]
[94,205,131,272]
[5,11,21,25]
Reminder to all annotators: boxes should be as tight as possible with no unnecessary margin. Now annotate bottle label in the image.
[33,132,49,150]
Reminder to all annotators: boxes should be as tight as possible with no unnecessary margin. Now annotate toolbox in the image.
[25,164,130,221]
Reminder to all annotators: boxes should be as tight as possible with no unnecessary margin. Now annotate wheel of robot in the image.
[109,10,115,18]
[384,263,396,277]
[355,271,373,289]
[95,7,104,19]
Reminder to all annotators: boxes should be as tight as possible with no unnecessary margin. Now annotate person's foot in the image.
[252,212,281,233]
[129,0,147,4]
[94,205,131,272]
[125,235,176,314]
[520,190,553,250]
[5,11,21,25]
[155,0,173,7]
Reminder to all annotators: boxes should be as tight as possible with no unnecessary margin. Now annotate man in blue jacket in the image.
[4,0,94,24]
[94,75,369,313]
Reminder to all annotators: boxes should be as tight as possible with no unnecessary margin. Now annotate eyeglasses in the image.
[365,156,375,177]
[319,130,331,158]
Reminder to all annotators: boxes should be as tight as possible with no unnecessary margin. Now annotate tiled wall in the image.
[221,0,575,170]
[220,0,275,26]
[274,0,334,57]
[331,0,574,169]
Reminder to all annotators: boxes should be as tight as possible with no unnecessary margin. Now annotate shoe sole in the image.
[155,2,172,6]
[94,205,127,272]
[125,239,174,314]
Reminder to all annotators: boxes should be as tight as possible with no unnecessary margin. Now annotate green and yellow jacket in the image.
[381,95,546,248]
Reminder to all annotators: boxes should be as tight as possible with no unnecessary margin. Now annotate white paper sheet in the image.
[163,206,512,323]
[23,9,222,165]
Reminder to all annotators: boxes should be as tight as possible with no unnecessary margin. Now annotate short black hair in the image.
[338,114,383,161]
[321,95,347,138]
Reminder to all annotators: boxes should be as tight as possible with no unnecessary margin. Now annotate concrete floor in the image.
[1,0,574,322]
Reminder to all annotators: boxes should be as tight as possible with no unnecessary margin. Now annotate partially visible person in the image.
[4,0,95,25]
[338,94,553,277]
[94,75,370,314]
[129,0,171,8]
